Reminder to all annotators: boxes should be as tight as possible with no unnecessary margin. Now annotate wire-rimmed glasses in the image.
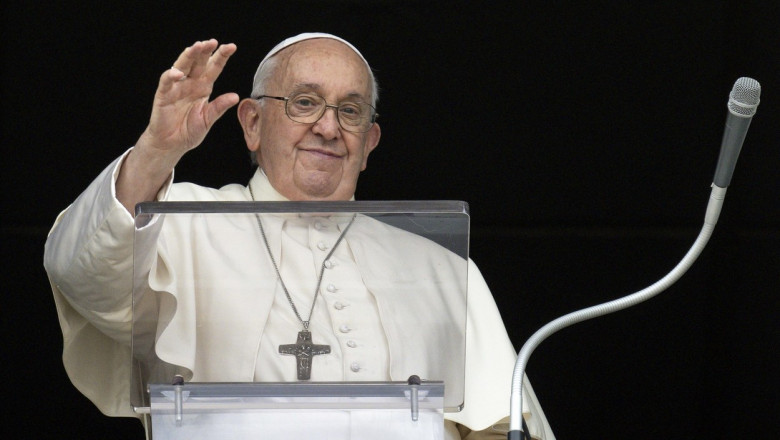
[255,92,378,133]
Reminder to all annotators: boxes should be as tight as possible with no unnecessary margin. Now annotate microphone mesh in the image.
[728,77,761,117]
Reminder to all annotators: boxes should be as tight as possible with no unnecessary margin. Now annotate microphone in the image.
[713,77,761,188]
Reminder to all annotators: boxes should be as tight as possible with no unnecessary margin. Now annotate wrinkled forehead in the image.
[253,33,372,94]
[277,40,371,94]
[258,33,371,72]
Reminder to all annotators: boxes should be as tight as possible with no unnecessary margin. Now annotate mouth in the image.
[300,147,343,160]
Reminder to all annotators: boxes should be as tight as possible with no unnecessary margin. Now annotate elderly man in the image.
[44,34,555,439]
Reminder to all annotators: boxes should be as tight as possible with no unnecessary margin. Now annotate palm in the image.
[150,83,216,152]
[142,40,238,158]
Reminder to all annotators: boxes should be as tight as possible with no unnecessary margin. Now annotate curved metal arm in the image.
[508,185,727,437]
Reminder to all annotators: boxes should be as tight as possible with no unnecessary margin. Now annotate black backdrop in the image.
[3,1,778,438]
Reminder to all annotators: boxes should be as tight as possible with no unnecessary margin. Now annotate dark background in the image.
[3,1,778,438]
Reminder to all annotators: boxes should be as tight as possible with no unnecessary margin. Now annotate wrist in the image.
[115,145,175,212]
[133,130,184,175]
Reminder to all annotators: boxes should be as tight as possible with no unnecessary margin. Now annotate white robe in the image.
[44,150,555,439]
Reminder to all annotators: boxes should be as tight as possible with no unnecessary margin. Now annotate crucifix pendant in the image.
[279,330,331,380]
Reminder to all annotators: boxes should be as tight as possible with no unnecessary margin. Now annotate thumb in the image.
[205,92,240,127]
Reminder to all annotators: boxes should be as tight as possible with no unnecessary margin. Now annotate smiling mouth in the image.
[302,148,342,159]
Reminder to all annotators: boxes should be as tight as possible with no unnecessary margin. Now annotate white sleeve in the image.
[43,148,172,417]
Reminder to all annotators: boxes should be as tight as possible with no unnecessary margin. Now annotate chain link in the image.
[250,185,356,329]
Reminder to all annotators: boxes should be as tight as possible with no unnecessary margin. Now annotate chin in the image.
[294,173,341,198]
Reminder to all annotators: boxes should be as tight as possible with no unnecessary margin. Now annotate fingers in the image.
[157,39,236,99]
[145,40,239,152]
[203,43,238,84]
[171,39,218,79]
[157,67,185,97]
[171,39,236,82]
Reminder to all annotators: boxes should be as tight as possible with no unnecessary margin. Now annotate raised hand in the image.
[117,39,239,212]
[141,39,239,159]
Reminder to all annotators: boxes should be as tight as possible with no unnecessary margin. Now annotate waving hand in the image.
[117,39,238,212]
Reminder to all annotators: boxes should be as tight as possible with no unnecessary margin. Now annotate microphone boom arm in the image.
[507,184,727,438]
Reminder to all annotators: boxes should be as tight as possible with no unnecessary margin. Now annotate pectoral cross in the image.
[279,330,331,380]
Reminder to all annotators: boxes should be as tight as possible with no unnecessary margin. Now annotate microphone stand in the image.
[507,184,727,439]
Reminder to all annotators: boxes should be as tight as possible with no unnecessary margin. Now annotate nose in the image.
[311,105,342,139]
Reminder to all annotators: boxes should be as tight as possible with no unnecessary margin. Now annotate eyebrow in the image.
[291,83,367,102]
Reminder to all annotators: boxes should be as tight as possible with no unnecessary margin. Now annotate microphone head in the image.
[728,77,761,117]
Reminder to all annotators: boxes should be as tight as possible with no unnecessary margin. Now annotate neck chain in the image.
[248,184,356,380]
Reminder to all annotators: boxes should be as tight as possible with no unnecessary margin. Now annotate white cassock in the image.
[44,149,555,439]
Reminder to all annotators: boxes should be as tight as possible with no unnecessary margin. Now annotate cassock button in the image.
[326,284,338,293]
[334,302,346,310]
[317,241,328,251]
[339,325,351,333]
[350,362,361,372]
[346,340,357,348]
[324,260,334,269]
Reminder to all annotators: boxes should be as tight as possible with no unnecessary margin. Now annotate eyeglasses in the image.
[255,92,378,133]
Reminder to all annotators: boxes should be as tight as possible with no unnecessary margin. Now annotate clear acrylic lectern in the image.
[131,201,470,439]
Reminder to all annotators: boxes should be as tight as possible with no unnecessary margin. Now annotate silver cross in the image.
[279,330,331,380]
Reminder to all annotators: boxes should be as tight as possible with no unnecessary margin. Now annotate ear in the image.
[360,122,381,171]
[237,98,262,154]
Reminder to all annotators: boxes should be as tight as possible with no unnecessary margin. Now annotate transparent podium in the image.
[131,201,470,439]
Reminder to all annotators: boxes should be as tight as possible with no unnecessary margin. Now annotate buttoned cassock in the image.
[44,149,555,439]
